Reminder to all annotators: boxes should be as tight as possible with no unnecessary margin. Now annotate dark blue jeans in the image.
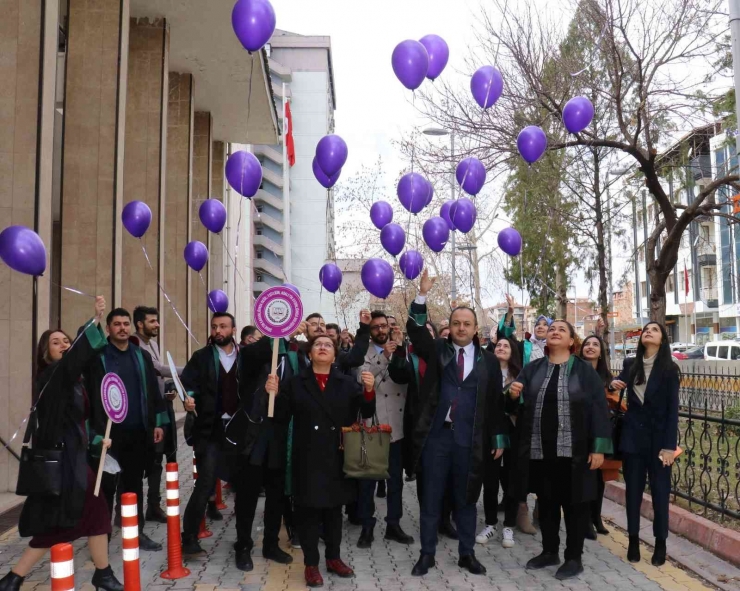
[358,440,404,527]
[624,451,671,540]
[420,429,476,557]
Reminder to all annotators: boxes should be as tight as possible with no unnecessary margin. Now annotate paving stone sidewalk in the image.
[0,441,731,590]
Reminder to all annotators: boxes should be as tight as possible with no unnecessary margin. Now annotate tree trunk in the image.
[648,268,668,326]
[555,262,568,319]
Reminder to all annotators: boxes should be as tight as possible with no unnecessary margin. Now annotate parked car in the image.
[672,346,704,360]
[704,341,740,361]
[670,342,692,353]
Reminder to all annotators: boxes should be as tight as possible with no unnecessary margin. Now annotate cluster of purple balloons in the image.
[0,225,47,276]
[231,0,276,54]
[392,34,449,90]
[314,135,348,189]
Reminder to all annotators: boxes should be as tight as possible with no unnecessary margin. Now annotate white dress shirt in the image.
[446,341,475,422]
[217,344,237,373]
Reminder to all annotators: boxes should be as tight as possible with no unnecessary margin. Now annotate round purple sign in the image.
[101,373,128,423]
[254,286,304,339]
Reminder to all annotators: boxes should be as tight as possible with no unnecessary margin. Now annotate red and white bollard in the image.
[215,480,227,511]
[50,543,74,591]
[161,462,190,579]
[120,492,141,591]
[193,452,212,539]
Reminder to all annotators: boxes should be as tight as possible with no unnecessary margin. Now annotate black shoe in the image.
[651,539,667,566]
[526,552,561,570]
[145,505,168,524]
[593,517,610,535]
[497,501,506,513]
[91,566,124,591]
[405,473,416,482]
[263,544,293,564]
[627,535,641,563]
[384,524,414,545]
[206,501,223,521]
[458,554,486,575]
[291,533,302,549]
[411,554,436,576]
[0,572,24,591]
[376,481,386,498]
[357,526,374,548]
[235,546,253,572]
[139,532,162,551]
[438,518,458,540]
[181,535,206,557]
[585,521,597,540]
[347,515,363,526]
[555,559,584,580]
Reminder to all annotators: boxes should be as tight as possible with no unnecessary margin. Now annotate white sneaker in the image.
[476,524,497,544]
[502,527,515,548]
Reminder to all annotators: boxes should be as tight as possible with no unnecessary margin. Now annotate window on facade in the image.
[256,250,263,259]
[640,281,647,296]
[256,205,264,213]
[256,274,263,282]
[666,276,675,292]
[256,229,263,235]
[639,248,644,261]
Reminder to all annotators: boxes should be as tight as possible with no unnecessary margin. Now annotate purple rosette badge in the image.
[101,372,128,424]
[254,286,304,339]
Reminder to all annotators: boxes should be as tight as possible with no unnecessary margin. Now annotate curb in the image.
[605,481,740,569]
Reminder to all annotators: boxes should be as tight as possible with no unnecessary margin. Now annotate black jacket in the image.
[406,301,509,505]
[615,357,679,456]
[252,366,376,508]
[387,346,421,475]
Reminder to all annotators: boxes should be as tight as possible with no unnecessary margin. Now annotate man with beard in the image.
[240,325,262,347]
[133,306,180,524]
[355,311,415,548]
[179,313,241,557]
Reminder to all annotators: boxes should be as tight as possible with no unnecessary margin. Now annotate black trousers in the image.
[483,450,518,527]
[183,439,221,537]
[591,470,606,524]
[623,451,671,540]
[297,505,343,566]
[232,461,285,549]
[532,458,589,561]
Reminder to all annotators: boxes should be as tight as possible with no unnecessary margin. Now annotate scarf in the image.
[632,353,656,404]
[530,358,574,460]
[529,335,546,361]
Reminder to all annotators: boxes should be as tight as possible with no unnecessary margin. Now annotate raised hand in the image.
[419,269,436,296]
[291,321,307,339]
[360,309,371,325]
[94,296,106,323]
[383,341,397,359]
[509,381,523,399]
[361,371,375,392]
[505,293,515,314]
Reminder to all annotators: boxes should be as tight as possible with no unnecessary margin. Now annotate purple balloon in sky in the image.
[312,157,341,189]
[422,216,450,253]
[226,150,262,198]
[0,225,46,276]
[199,199,227,233]
[315,135,348,177]
[470,66,504,109]
[231,0,276,53]
[517,126,548,164]
[392,40,429,90]
[562,96,595,134]
[122,200,152,238]
[455,157,486,196]
[380,223,406,257]
[361,258,395,299]
[449,198,477,234]
[419,34,449,81]
[319,263,343,293]
[283,282,301,296]
[370,201,393,229]
[207,289,229,313]
[184,240,209,272]
[397,172,429,214]
[440,200,457,230]
[399,250,424,280]
[498,227,523,257]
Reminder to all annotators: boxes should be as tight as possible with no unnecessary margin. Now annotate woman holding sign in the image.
[260,334,376,588]
[0,297,124,591]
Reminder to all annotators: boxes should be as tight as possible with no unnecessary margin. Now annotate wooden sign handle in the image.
[268,337,279,417]
[94,418,112,497]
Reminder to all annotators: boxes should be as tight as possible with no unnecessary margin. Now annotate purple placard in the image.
[254,286,304,339]
[101,372,128,424]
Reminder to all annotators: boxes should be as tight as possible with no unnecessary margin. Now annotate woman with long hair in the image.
[611,322,679,566]
[579,335,625,539]
[0,297,123,591]
[477,336,523,549]
[509,320,612,581]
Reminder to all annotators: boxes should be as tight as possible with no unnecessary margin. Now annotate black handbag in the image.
[15,409,64,497]
[609,388,626,461]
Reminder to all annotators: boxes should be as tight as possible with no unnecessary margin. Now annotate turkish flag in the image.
[285,101,296,167]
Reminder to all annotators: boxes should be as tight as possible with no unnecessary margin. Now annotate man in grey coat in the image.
[355,311,415,549]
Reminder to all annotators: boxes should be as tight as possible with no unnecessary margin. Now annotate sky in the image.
[269,0,620,310]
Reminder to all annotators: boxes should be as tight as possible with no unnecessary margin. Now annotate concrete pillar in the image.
[163,73,193,365]
[121,18,169,319]
[60,0,129,334]
[209,140,225,296]
[191,112,212,343]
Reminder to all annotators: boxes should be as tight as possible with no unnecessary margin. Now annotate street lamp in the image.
[606,166,632,359]
[423,126,457,303]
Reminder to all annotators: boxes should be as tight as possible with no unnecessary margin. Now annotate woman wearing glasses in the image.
[260,334,376,588]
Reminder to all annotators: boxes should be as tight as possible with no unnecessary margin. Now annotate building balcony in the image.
[254,234,284,256]
[254,212,284,233]
[254,189,284,211]
[254,257,285,280]
[274,84,291,100]
[262,167,284,189]
[253,281,271,293]
[700,286,719,309]
[269,58,292,81]
[255,144,283,166]
[698,253,716,267]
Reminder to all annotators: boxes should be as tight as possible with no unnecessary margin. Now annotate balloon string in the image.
[139,241,200,346]
[199,272,216,312]
[233,203,243,306]
[570,20,608,77]
[54,283,96,299]
[217,233,245,286]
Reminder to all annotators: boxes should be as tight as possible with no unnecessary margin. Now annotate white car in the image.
[704,341,740,361]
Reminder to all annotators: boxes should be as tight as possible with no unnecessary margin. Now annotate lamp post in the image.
[606,166,631,359]
[423,127,456,304]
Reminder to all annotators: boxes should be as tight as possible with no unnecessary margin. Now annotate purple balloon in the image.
[422,216,450,253]
[455,157,486,196]
[231,0,276,53]
[312,157,341,189]
[226,150,263,198]
[122,200,152,238]
[419,34,449,81]
[397,172,429,214]
[380,223,406,257]
[517,126,548,164]
[315,135,348,177]
[207,289,229,313]
[0,226,46,276]
[370,201,393,229]
[449,198,477,234]
[399,250,424,280]
[498,227,523,257]
[199,199,227,233]
[184,240,209,272]
[391,40,429,91]
[283,282,301,296]
[562,96,595,134]
[423,178,434,206]
[319,263,343,293]
[470,66,504,109]
[440,200,457,230]
[361,258,395,299]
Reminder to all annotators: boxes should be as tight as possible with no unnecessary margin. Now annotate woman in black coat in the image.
[611,322,679,567]
[260,334,376,588]
[509,320,612,581]
[0,297,123,591]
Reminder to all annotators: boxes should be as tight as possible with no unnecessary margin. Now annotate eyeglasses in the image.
[312,342,334,350]
[370,324,389,331]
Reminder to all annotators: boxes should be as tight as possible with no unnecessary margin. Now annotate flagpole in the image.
[282,83,291,282]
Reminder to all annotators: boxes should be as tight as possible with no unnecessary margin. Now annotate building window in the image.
[639,248,644,262]
[640,281,647,296]
[256,229,263,235]
[256,274,263,282]
[256,250,263,259]
[666,275,675,292]
[256,205,264,213]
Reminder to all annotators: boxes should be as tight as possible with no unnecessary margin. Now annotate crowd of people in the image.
[0,269,681,590]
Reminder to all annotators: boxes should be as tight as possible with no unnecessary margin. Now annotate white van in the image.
[704,341,740,361]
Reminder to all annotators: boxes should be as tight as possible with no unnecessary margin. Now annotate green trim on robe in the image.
[492,434,510,450]
[592,437,614,454]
